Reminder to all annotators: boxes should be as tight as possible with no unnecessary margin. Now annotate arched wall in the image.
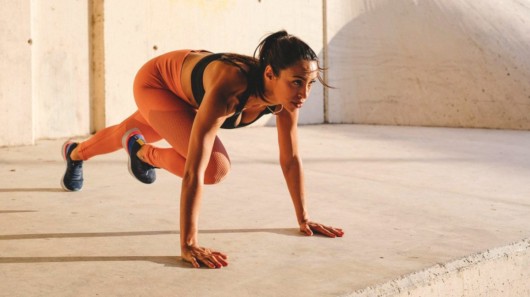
[326,0,530,129]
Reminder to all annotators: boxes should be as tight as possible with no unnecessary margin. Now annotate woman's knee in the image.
[204,153,231,185]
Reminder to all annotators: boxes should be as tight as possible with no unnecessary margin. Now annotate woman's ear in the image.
[264,65,275,80]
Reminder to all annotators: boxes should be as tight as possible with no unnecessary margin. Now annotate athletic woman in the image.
[61,30,344,268]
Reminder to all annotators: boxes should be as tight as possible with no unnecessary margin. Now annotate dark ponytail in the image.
[253,30,326,98]
[254,30,289,74]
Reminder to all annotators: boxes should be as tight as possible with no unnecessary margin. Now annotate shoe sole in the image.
[60,140,81,192]
[122,128,140,181]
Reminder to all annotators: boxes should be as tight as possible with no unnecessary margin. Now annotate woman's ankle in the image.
[70,147,82,161]
[137,145,148,163]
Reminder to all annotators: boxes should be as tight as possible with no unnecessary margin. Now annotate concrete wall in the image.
[0,1,32,146]
[31,0,90,139]
[0,0,323,147]
[0,0,89,147]
[4,0,530,147]
[102,0,324,128]
[325,0,530,129]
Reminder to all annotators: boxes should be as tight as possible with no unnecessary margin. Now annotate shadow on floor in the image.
[0,228,301,268]
[0,255,186,267]
[0,210,37,214]
[0,188,65,193]
[0,228,301,240]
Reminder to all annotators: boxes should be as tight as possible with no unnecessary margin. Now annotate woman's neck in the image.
[247,94,272,108]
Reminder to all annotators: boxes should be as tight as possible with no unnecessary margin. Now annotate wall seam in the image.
[322,0,329,124]
[89,0,105,133]
[30,0,36,144]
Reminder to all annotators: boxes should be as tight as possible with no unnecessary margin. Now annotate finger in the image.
[314,225,336,238]
[208,255,224,268]
[200,257,217,269]
[330,227,344,237]
[317,224,344,237]
[300,226,313,236]
[189,256,201,268]
[216,256,229,267]
[212,251,228,259]
[335,229,344,237]
[212,253,229,266]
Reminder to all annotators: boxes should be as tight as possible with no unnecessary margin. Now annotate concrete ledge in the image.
[344,238,530,297]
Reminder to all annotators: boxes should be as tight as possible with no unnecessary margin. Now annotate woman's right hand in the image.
[181,244,228,269]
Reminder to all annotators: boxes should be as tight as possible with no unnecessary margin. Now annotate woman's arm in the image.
[276,108,308,224]
[180,96,226,268]
[276,108,344,238]
[180,65,245,268]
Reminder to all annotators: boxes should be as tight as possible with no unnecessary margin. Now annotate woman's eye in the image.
[293,80,302,86]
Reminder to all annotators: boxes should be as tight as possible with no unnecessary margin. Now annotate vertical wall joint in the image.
[89,0,105,133]
[322,0,329,124]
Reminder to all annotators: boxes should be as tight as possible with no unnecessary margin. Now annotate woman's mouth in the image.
[291,100,304,109]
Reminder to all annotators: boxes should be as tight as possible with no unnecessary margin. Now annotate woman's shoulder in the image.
[205,60,249,97]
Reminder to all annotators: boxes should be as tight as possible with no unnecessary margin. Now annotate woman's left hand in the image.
[300,221,344,238]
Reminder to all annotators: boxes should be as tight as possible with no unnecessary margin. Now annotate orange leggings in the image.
[76,50,230,184]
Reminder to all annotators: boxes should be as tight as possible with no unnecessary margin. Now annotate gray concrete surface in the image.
[345,238,530,297]
[1,124,529,297]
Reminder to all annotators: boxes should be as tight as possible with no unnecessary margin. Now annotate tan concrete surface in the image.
[1,124,529,297]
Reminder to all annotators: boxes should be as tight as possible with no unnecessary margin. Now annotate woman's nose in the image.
[299,86,310,99]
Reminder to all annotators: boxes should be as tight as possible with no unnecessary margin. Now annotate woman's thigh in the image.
[134,87,229,162]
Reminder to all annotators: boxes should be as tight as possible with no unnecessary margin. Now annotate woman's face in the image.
[265,59,318,111]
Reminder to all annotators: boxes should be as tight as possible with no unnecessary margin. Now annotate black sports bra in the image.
[190,53,276,129]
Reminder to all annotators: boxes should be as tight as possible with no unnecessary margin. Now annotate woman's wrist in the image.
[298,216,310,225]
[180,231,199,249]
[181,240,198,249]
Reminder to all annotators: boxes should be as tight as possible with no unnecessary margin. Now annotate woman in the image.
[61,30,344,268]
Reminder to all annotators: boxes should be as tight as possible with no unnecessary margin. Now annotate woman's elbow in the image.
[280,155,301,174]
[182,170,202,188]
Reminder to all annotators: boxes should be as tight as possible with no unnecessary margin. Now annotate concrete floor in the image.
[1,124,529,297]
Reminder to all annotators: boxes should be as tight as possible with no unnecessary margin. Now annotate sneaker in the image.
[121,128,156,184]
[61,141,84,191]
